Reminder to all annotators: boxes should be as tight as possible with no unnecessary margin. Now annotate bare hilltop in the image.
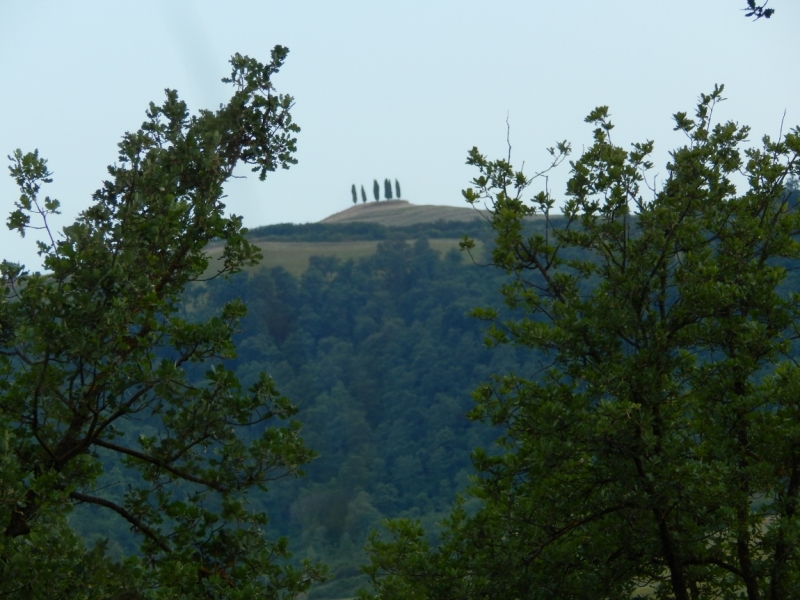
[320,199,490,227]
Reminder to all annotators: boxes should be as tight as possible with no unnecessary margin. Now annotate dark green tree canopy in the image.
[383,178,392,200]
[351,183,357,204]
[394,179,401,199]
[0,47,323,598]
[361,184,367,203]
[373,179,380,201]
[363,87,800,599]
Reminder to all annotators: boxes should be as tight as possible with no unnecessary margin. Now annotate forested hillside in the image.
[203,237,533,598]
[73,229,532,599]
[63,186,800,599]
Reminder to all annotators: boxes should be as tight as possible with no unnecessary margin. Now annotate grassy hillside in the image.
[208,238,478,277]
[321,199,490,226]
[205,201,496,276]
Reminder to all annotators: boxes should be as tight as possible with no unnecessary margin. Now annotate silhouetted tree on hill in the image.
[395,179,402,199]
[373,180,380,201]
[384,178,393,200]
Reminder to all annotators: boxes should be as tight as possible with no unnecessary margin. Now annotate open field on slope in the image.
[206,237,484,277]
[203,201,497,276]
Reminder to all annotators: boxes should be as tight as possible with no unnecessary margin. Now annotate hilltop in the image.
[320,199,490,227]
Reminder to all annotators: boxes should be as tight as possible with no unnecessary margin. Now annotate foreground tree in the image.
[362,87,800,598]
[0,47,323,598]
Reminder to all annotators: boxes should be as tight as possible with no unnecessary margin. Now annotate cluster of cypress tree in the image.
[351,179,402,203]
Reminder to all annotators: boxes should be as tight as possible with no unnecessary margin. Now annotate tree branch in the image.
[68,490,171,554]
[682,556,743,578]
[92,437,224,491]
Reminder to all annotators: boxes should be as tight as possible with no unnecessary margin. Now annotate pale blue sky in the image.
[1,1,798,269]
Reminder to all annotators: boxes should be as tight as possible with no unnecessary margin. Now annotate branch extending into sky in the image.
[744,0,775,20]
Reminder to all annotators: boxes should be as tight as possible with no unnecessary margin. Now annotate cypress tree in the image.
[351,183,357,204]
[361,185,367,203]
[395,179,401,199]
[373,179,380,201]
[384,178,393,200]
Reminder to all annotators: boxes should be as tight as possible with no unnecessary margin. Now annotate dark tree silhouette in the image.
[373,179,380,201]
[744,0,775,19]
[384,178,393,200]
[395,179,402,199]
[361,185,367,203]
[351,183,357,204]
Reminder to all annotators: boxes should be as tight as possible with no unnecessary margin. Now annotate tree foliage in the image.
[361,185,368,203]
[0,47,324,598]
[351,184,358,204]
[383,179,393,201]
[394,179,401,200]
[182,238,508,598]
[744,0,775,19]
[373,180,380,202]
[362,87,800,599]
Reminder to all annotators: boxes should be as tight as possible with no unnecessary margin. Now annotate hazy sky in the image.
[1,1,798,269]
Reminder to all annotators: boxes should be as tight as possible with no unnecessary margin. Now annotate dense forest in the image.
[69,182,800,599]
[32,183,800,598]
[70,224,534,598]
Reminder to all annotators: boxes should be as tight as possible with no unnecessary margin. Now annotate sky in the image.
[1,1,798,270]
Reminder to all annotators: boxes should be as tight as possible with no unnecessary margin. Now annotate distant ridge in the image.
[215,199,546,276]
[320,199,490,227]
